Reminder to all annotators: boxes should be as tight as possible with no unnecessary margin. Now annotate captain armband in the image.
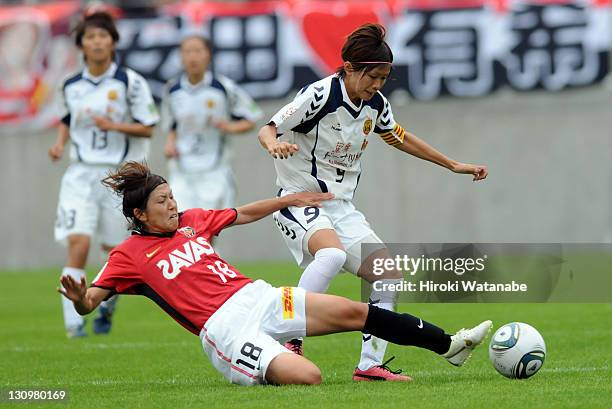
[379,124,406,147]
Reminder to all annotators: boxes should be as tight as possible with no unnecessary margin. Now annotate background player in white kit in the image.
[162,35,262,212]
[258,24,488,381]
[48,12,159,338]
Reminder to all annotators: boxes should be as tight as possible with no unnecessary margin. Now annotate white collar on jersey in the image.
[180,71,213,91]
[338,74,363,111]
[82,62,118,83]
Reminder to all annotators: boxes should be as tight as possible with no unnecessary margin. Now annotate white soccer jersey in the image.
[270,74,405,201]
[162,73,263,172]
[59,62,159,165]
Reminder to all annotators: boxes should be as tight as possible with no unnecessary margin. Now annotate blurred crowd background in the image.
[1,0,611,269]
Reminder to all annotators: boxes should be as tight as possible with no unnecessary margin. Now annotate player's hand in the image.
[286,192,334,208]
[57,275,87,303]
[452,163,488,181]
[265,140,299,159]
[93,116,116,131]
[164,141,179,158]
[48,143,64,162]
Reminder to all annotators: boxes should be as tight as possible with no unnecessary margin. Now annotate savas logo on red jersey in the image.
[156,237,214,279]
[177,226,196,238]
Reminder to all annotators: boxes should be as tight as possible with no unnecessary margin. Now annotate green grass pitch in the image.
[1,263,610,408]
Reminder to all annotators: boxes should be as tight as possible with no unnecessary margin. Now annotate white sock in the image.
[60,267,86,330]
[358,279,401,371]
[298,247,346,293]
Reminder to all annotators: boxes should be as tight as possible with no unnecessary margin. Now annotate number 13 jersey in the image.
[59,62,159,165]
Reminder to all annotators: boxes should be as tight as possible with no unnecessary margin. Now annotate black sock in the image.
[362,305,452,355]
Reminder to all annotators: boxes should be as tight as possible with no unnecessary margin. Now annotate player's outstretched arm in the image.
[258,124,299,159]
[396,132,488,181]
[232,192,333,226]
[57,275,110,316]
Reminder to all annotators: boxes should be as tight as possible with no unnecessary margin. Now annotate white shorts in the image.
[200,280,307,386]
[273,189,383,271]
[54,163,128,246]
[168,161,235,212]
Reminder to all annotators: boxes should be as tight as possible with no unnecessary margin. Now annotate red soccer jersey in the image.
[92,208,252,335]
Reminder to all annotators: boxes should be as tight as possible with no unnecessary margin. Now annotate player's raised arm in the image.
[58,275,110,315]
[259,81,330,159]
[231,192,334,226]
[258,123,299,159]
[395,132,488,181]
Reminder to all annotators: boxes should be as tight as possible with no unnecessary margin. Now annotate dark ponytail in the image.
[102,161,167,229]
[337,23,393,77]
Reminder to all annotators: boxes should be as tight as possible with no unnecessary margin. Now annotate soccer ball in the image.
[488,322,546,379]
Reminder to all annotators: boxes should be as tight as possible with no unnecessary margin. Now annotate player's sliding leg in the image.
[304,292,493,368]
[61,234,90,338]
[284,229,346,355]
[92,244,119,335]
[346,242,407,381]
[265,351,322,385]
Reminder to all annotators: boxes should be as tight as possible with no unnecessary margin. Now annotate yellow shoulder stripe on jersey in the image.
[378,123,406,147]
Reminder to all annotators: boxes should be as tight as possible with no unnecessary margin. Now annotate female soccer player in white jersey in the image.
[161,35,262,212]
[58,161,492,386]
[258,23,488,381]
[48,12,159,338]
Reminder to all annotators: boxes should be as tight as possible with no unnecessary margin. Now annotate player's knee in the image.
[267,354,321,385]
[337,299,368,329]
[303,366,322,385]
[315,247,346,275]
[294,363,322,385]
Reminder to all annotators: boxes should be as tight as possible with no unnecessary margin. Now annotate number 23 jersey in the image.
[91,208,252,335]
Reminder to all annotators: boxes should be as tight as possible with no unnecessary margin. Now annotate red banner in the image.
[0,0,609,130]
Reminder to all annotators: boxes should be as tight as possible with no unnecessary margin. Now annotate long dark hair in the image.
[336,23,393,77]
[102,162,167,229]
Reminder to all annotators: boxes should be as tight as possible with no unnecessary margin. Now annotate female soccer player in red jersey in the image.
[58,162,491,386]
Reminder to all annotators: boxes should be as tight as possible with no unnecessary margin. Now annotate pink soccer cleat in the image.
[284,338,304,356]
[352,357,412,382]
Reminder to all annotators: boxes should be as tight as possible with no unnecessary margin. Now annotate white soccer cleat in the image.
[443,320,493,367]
